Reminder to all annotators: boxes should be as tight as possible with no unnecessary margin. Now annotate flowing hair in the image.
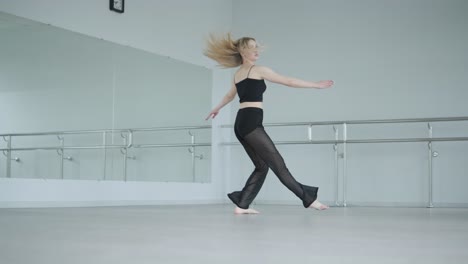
[203,33,258,68]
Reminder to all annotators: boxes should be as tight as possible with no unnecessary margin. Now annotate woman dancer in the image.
[205,33,334,214]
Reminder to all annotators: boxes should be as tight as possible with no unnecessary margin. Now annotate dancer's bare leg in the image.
[309,200,329,210]
[234,206,260,214]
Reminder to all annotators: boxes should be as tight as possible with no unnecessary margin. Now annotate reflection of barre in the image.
[56,149,73,161]
[120,148,136,160]
[188,148,204,159]
[2,150,21,162]
[188,130,204,159]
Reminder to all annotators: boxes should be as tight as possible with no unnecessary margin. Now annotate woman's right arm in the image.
[205,82,237,120]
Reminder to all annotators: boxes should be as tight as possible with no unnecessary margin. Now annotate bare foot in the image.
[309,200,329,210]
[234,206,259,214]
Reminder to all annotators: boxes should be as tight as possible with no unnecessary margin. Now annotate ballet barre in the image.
[0,125,211,182]
[221,116,468,208]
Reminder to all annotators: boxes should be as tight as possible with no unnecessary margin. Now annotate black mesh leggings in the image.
[228,107,318,209]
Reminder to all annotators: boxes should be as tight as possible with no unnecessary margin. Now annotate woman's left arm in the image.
[258,66,333,89]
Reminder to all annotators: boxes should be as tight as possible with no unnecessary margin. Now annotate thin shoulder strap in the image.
[246,65,255,78]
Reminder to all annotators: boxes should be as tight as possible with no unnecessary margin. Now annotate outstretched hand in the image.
[316,80,334,89]
[205,109,219,120]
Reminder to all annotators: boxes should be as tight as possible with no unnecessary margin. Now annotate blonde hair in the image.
[203,33,258,68]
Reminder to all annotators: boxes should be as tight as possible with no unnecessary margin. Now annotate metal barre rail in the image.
[0,125,212,137]
[221,137,468,145]
[0,145,127,151]
[133,143,211,148]
[0,143,212,152]
[220,116,468,128]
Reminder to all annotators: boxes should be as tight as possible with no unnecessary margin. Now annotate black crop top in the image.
[235,66,267,103]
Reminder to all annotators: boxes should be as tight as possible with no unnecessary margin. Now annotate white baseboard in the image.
[430,203,468,208]
[253,200,468,208]
[343,201,468,208]
[0,199,226,209]
[2,199,467,209]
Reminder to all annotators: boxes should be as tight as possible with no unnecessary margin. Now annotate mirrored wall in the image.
[0,11,212,183]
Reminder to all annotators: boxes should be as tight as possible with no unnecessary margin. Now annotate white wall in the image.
[228,0,468,207]
[0,0,231,67]
[0,0,234,208]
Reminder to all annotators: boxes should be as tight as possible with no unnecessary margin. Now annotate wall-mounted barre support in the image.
[308,124,313,141]
[121,132,128,181]
[120,146,136,159]
[3,150,21,163]
[427,123,437,208]
[333,126,339,206]
[102,131,107,181]
[57,135,65,179]
[120,130,136,181]
[342,123,348,207]
[188,131,204,182]
[126,130,133,148]
[6,136,11,178]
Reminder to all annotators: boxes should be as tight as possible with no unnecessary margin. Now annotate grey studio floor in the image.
[1,204,467,264]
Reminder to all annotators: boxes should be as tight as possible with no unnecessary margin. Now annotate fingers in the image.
[205,112,217,120]
[322,80,334,88]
